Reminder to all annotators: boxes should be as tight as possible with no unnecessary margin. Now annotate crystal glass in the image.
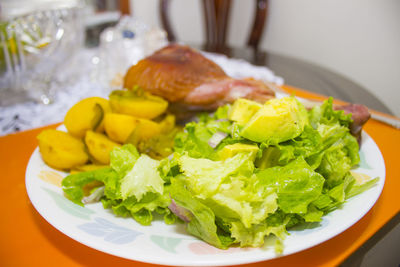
[0,3,85,105]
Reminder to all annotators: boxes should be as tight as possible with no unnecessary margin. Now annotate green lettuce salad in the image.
[62,96,378,253]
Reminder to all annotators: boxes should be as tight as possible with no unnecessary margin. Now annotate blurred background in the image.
[130,0,400,117]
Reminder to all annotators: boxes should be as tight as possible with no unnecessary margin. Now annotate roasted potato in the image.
[37,129,89,170]
[64,97,111,138]
[109,90,168,119]
[104,113,138,143]
[104,113,161,144]
[85,131,121,164]
[125,118,162,145]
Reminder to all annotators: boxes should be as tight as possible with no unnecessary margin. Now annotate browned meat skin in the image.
[334,103,371,144]
[123,44,275,110]
[124,44,229,102]
[184,78,275,110]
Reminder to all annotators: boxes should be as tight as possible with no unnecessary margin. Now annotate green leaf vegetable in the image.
[62,96,377,253]
[62,144,176,225]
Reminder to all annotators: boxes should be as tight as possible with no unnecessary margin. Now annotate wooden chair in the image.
[159,0,268,61]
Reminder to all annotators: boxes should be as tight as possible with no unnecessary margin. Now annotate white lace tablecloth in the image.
[0,48,283,136]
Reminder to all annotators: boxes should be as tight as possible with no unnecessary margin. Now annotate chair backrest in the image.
[159,0,268,52]
[119,0,131,15]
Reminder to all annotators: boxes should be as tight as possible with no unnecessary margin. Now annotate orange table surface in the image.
[0,86,399,267]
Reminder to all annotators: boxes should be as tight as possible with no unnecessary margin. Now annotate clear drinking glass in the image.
[0,2,85,106]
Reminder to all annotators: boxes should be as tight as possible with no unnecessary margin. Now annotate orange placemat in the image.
[0,87,399,267]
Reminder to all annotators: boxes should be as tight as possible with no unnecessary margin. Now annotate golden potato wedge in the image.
[109,90,168,119]
[85,131,121,165]
[64,97,111,138]
[104,113,161,143]
[104,113,139,143]
[125,118,161,145]
[37,129,89,170]
[134,119,162,140]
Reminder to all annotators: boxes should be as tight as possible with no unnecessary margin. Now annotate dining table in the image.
[0,46,399,267]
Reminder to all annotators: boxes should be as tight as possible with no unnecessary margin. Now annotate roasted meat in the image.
[334,103,371,144]
[123,44,275,111]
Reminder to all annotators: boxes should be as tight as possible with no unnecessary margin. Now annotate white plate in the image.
[26,130,385,266]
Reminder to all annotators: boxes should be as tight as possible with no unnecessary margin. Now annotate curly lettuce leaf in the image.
[158,156,180,183]
[316,132,360,187]
[178,153,254,198]
[174,121,215,158]
[102,186,174,225]
[203,175,278,228]
[110,144,140,176]
[62,167,118,206]
[309,97,352,128]
[120,154,164,201]
[230,220,287,251]
[176,152,278,230]
[62,144,172,225]
[169,177,234,249]
[62,145,141,205]
[258,125,323,169]
[256,157,325,214]
[174,106,235,159]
